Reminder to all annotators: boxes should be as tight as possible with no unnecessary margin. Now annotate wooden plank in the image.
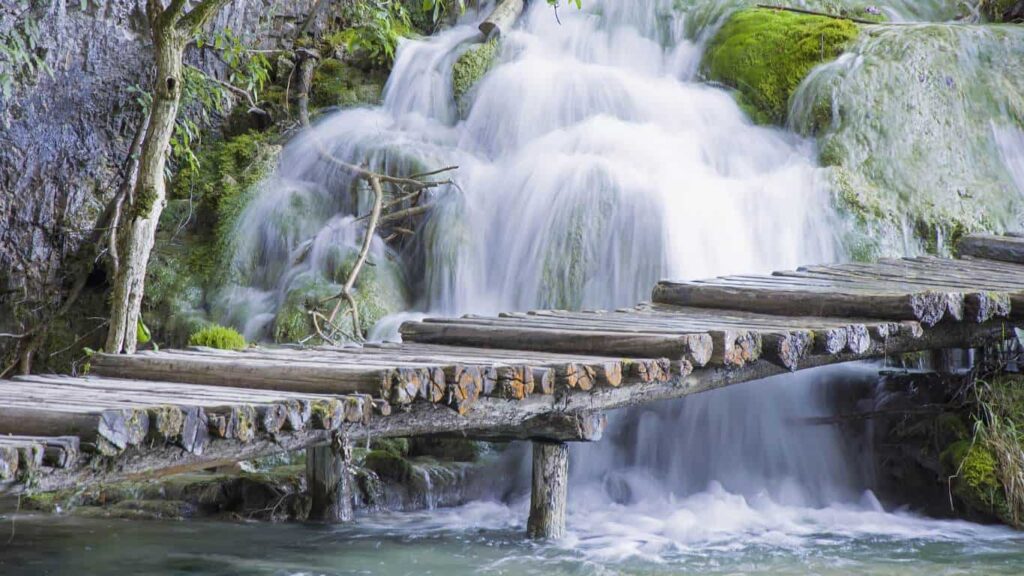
[0,436,81,469]
[0,405,147,455]
[776,267,1013,323]
[653,280,952,326]
[319,343,664,388]
[958,233,1024,264]
[401,320,713,367]
[91,352,395,399]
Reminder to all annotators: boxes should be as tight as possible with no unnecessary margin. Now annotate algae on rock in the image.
[790,24,1024,257]
[452,38,500,117]
[701,7,860,125]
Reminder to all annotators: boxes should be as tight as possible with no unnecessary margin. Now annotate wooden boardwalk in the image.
[2,233,1024,511]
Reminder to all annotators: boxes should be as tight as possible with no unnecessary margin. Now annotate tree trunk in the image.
[106,28,186,354]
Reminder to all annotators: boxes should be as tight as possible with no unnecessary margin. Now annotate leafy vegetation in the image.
[330,0,415,67]
[0,16,51,103]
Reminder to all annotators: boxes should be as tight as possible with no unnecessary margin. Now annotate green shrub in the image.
[187,325,247,350]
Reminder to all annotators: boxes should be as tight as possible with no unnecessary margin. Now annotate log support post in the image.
[527,440,568,539]
[306,430,354,523]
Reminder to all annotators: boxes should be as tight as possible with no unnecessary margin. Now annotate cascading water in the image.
[222,0,837,329]
[206,0,1024,563]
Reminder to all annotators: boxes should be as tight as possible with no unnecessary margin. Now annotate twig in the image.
[407,165,459,180]
[185,64,259,109]
[327,175,384,338]
[311,134,454,191]
[49,320,110,358]
[380,189,424,213]
[755,4,880,25]
[377,203,434,226]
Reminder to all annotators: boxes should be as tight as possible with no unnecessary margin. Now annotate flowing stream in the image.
[7,1,1024,573]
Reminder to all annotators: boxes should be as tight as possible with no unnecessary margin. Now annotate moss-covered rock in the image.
[408,437,483,462]
[702,8,859,124]
[271,247,407,344]
[791,24,1024,257]
[188,324,247,350]
[371,437,410,457]
[452,38,499,117]
[310,58,388,110]
[982,0,1020,21]
[363,449,414,482]
[943,439,1012,523]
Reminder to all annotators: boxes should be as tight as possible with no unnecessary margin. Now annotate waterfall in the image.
[222,0,837,328]
[214,0,1024,555]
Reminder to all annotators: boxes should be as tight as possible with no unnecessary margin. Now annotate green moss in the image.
[145,130,281,346]
[408,437,482,462]
[943,439,1010,520]
[310,58,387,110]
[702,8,859,124]
[363,449,413,482]
[452,38,500,117]
[188,325,247,350]
[371,438,410,457]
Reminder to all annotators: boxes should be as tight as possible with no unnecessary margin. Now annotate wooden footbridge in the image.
[3,233,1024,537]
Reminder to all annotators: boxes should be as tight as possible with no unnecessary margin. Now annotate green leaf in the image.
[136,318,152,345]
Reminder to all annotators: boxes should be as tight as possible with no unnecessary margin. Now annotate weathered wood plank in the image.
[653,280,952,326]
[91,352,394,398]
[401,320,713,367]
[958,233,1024,264]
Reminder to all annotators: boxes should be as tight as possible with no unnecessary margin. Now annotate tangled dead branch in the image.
[310,135,457,343]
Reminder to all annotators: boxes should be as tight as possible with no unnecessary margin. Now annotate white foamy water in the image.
[221,0,837,326]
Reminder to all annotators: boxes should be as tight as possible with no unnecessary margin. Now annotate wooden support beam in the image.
[527,441,569,540]
[306,432,354,523]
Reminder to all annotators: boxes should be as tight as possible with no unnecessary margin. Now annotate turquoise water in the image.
[3,504,1023,575]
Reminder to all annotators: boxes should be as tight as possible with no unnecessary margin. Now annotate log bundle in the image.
[3,234,1024,495]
